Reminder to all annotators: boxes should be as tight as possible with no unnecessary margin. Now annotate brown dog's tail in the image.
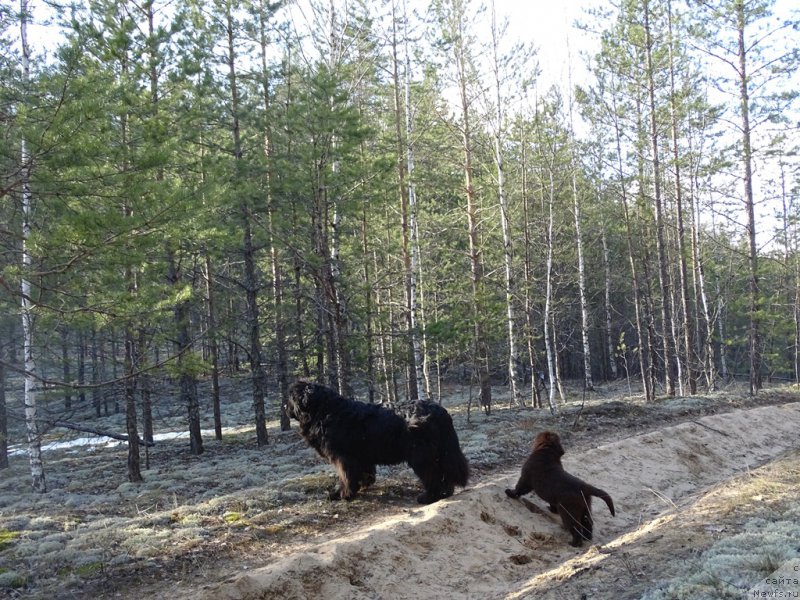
[586,485,615,516]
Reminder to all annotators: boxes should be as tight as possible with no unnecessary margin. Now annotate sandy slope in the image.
[200,402,800,600]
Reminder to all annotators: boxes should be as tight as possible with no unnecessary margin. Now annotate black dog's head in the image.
[287,380,310,421]
[287,380,325,422]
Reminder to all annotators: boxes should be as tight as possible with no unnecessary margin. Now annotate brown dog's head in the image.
[532,430,565,457]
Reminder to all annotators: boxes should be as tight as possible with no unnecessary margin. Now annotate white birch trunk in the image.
[543,169,558,414]
[415,216,433,400]
[489,1,522,406]
[565,50,594,393]
[602,230,618,380]
[20,0,45,493]
[718,290,728,381]
[403,0,426,402]
[572,168,593,392]
[688,125,716,390]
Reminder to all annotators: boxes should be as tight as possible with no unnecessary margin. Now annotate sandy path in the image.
[201,402,800,600]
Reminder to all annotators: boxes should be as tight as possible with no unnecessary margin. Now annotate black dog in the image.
[505,431,615,546]
[288,381,470,504]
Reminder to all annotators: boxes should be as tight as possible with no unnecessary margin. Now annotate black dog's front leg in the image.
[329,457,364,500]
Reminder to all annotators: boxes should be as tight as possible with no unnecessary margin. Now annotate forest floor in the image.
[1,378,799,599]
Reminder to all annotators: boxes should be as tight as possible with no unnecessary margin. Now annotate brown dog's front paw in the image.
[505,488,519,499]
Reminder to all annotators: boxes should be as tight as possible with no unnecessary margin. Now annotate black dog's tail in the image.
[408,402,470,487]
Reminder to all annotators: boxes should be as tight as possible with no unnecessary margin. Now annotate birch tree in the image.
[19,0,46,492]
[487,0,525,406]
[566,61,594,393]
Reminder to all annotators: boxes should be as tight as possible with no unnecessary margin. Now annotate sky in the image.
[494,0,602,92]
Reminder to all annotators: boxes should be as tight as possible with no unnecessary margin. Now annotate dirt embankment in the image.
[201,402,800,600]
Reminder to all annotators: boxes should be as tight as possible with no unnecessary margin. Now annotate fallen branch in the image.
[690,420,730,437]
[46,420,155,447]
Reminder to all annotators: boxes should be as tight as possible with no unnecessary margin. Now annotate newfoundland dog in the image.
[288,380,469,504]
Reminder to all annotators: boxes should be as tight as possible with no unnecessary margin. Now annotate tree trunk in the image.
[168,252,202,455]
[203,258,222,440]
[0,345,8,469]
[634,82,659,400]
[667,0,696,395]
[402,0,426,401]
[124,323,142,483]
[643,0,677,397]
[601,230,618,380]
[520,125,541,408]
[139,330,153,445]
[256,4,290,430]
[490,1,523,407]
[614,84,653,402]
[390,0,423,401]
[414,215,433,401]
[225,6,268,444]
[361,207,376,403]
[735,0,761,395]
[572,165,593,392]
[795,264,799,384]
[543,166,558,415]
[373,249,396,404]
[292,211,311,378]
[243,216,269,446]
[91,326,102,418]
[20,0,46,493]
[688,137,717,390]
[61,328,72,409]
[454,10,491,413]
[717,289,729,381]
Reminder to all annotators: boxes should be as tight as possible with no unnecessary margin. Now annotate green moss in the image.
[222,512,242,523]
[58,562,104,578]
[0,529,20,552]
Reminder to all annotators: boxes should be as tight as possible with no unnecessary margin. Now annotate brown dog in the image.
[505,431,615,547]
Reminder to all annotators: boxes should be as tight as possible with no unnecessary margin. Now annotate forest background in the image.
[0,0,799,489]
